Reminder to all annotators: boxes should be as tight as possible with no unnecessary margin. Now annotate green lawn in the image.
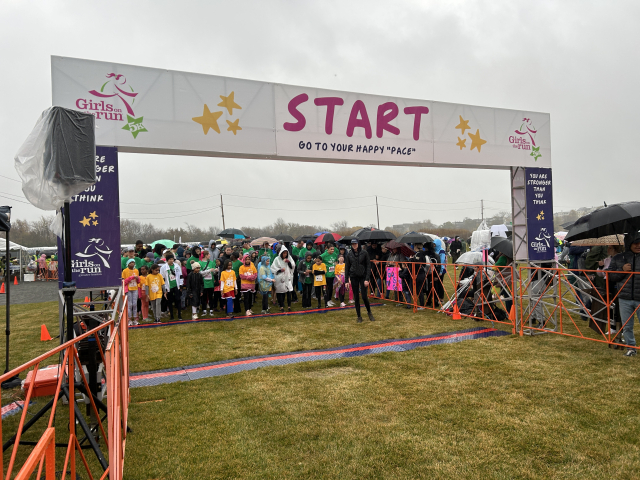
[2,299,640,479]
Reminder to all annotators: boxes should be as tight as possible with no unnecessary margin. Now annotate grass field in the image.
[2,298,640,479]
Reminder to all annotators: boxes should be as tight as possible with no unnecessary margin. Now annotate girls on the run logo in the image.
[75,73,148,138]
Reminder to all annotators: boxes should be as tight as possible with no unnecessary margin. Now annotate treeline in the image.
[1,208,595,249]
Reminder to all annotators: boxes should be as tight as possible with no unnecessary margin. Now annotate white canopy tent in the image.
[0,240,28,281]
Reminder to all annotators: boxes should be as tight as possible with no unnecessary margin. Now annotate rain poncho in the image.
[258,256,274,293]
[271,246,296,293]
[434,238,447,274]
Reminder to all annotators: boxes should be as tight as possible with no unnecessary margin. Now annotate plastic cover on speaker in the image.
[14,107,96,210]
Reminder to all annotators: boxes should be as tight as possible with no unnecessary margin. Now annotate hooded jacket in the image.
[271,246,296,293]
[207,240,220,261]
[258,256,274,293]
[606,233,640,301]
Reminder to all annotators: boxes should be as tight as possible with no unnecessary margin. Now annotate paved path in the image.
[129,327,509,388]
[0,281,59,306]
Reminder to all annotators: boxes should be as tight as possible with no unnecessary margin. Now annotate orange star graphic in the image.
[226,119,242,135]
[79,216,91,227]
[218,91,242,115]
[192,105,223,134]
[456,137,466,150]
[468,129,487,152]
[455,115,471,135]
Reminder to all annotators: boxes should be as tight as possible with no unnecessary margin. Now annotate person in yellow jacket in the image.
[239,254,258,316]
[220,259,237,318]
[312,255,327,309]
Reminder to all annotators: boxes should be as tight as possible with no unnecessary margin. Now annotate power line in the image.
[378,196,484,206]
[225,203,377,212]
[121,205,221,218]
[224,193,374,202]
[121,194,221,205]
[378,203,503,212]
[121,205,221,216]
[0,174,21,183]
[0,193,31,205]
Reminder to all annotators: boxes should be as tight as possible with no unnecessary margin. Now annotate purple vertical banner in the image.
[525,167,554,261]
[58,146,121,288]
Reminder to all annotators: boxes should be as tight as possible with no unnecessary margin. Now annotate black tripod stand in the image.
[2,203,111,472]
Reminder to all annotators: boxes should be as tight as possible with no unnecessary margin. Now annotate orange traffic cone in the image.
[13,276,18,285]
[452,304,462,320]
[509,305,516,322]
[0,282,4,294]
[40,324,53,341]
[84,296,90,303]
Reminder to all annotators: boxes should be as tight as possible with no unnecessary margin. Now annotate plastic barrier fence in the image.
[0,293,130,480]
[369,261,516,333]
[517,265,640,350]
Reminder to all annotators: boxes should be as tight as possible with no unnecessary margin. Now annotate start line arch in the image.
[50,56,555,293]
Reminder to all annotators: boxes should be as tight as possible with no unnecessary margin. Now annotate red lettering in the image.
[76,98,87,109]
[403,106,430,140]
[346,100,372,139]
[314,97,344,135]
[376,102,400,138]
[283,93,309,132]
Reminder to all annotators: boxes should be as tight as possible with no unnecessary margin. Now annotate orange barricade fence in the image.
[517,265,640,350]
[0,287,129,480]
[369,261,516,333]
[46,262,58,281]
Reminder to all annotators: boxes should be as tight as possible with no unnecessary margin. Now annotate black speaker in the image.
[43,107,96,186]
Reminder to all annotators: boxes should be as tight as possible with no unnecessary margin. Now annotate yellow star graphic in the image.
[536,211,545,221]
[468,129,487,152]
[192,105,223,134]
[92,220,99,226]
[455,115,471,135]
[89,211,98,219]
[226,119,242,135]
[79,216,91,227]
[456,137,467,150]
[218,91,242,115]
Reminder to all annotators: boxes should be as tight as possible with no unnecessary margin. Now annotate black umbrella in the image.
[275,234,295,242]
[359,230,396,242]
[565,202,640,241]
[295,234,316,243]
[561,221,575,230]
[341,236,356,243]
[490,236,513,258]
[219,228,246,239]
[352,227,382,238]
[397,232,432,244]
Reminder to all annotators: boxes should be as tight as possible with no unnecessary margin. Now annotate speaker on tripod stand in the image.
[9,107,110,470]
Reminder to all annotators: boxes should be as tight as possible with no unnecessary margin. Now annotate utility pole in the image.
[220,194,226,229]
[481,199,484,222]
[375,196,380,229]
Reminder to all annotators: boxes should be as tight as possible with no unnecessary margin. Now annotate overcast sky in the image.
[1,0,638,232]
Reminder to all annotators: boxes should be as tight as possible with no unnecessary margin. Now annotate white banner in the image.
[52,56,551,168]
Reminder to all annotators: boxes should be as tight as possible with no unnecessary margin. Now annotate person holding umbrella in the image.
[606,231,640,356]
[345,239,376,323]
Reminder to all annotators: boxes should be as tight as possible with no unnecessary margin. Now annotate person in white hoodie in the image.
[271,245,296,312]
[160,253,183,320]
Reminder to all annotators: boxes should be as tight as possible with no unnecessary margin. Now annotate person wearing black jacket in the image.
[606,231,640,357]
[345,239,375,323]
[450,237,462,263]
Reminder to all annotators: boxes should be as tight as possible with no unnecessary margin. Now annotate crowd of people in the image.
[119,236,471,326]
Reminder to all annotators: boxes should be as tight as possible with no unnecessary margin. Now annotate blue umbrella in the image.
[314,231,330,236]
